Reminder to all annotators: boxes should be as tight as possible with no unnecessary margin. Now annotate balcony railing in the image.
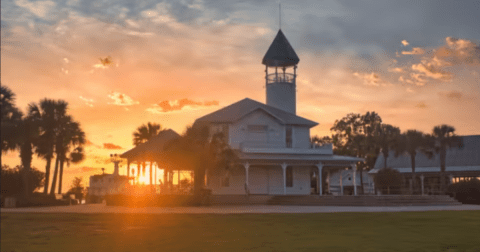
[266,73,295,84]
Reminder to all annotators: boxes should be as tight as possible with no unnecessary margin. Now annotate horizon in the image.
[2,0,479,190]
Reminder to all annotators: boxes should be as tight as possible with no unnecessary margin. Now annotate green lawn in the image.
[2,211,480,252]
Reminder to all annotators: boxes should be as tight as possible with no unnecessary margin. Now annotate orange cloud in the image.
[439,91,463,100]
[401,40,409,46]
[103,143,123,150]
[402,47,425,55]
[108,92,139,106]
[79,96,94,107]
[353,72,390,87]
[388,67,404,73]
[435,37,480,65]
[146,98,219,113]
[411,63,452,81]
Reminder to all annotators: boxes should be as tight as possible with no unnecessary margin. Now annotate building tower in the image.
[262,29,299,114]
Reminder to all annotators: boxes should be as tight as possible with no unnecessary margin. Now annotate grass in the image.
[2,211,480,252]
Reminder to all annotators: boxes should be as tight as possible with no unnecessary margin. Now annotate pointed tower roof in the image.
[262,29,299,67]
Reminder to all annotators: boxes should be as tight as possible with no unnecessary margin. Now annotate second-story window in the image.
[286,126,292,148]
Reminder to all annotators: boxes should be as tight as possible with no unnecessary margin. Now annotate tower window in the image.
[286,126,292,148]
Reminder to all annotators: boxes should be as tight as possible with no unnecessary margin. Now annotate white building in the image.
[193,29,362,196]
[369,135,480,195]
[87,162,129,202]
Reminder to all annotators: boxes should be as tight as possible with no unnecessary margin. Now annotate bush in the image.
[1,165,45,197]
[374,168,402,195]
[447,179,480,204]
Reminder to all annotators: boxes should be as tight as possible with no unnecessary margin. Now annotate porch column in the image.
[244,162,250,195]
[127,160,130,178]
[449,174,453,185]
[316,163,323,195]
[340,171,343,195]
[352,164,357,196]
[281,162,288,195]
[420,175,425,196]
[327,170,330,194]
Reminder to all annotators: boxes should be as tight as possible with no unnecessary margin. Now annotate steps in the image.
[266,195,462,206]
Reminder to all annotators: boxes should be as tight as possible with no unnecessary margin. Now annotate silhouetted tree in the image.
[1,85,23,153]
[377,124,401,169]
[52,116,86,194]
[1,165,45,196]
[163,124,238,193]
[132,122,162,183]
[328,112,383,194]
[394,130,432,193]
[431,125,463,192]
[29,99,68,194]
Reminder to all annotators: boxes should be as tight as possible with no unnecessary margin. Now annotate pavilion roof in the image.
[120,129,180,161]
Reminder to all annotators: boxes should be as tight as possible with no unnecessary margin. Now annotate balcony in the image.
[266,73,295,84]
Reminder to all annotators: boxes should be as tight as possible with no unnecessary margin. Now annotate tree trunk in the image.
[410,152,416,194]
[440,148,446,192]
[20,139,33,197]
[194,165,206,193]
[50,157,60,195]
[359,166,364,195]
[383,151,388,169]
[43,155,53,194]
[142,162,146,176]
[58,159,65,194]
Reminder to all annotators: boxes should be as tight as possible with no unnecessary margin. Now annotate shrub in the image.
[447,179,480,204]
[1,165,45,196]
[374,168,402,195]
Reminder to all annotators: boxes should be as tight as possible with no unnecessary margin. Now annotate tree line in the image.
[311,111,463,194]
[1,85,86,197]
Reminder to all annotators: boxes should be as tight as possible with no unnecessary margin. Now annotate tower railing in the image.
[266,73,295,84]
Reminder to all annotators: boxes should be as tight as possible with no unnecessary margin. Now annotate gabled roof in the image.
[120,129,180,161]
[262,29,300,67]
[372,135,480,170]
[194,98,318,127]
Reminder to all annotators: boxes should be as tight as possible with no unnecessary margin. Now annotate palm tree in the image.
[1,85,23,153]
[431,125,463,192]
[395,130,431,193]
[29,99,68,194]
[377,124,401,169]
[163,125,238,193]
[50,116,86,194]
[133,122,162,146]
[133,122,162,184]
[1,85,40,196]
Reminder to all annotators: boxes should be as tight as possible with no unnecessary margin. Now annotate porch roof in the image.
[368,165,480,174]
[120,129,180,161]
[238,152,363,165]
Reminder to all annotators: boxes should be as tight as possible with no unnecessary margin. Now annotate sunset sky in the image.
[2,0,479,190]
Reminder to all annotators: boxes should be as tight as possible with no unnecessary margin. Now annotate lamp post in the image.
[110,153,122,176]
